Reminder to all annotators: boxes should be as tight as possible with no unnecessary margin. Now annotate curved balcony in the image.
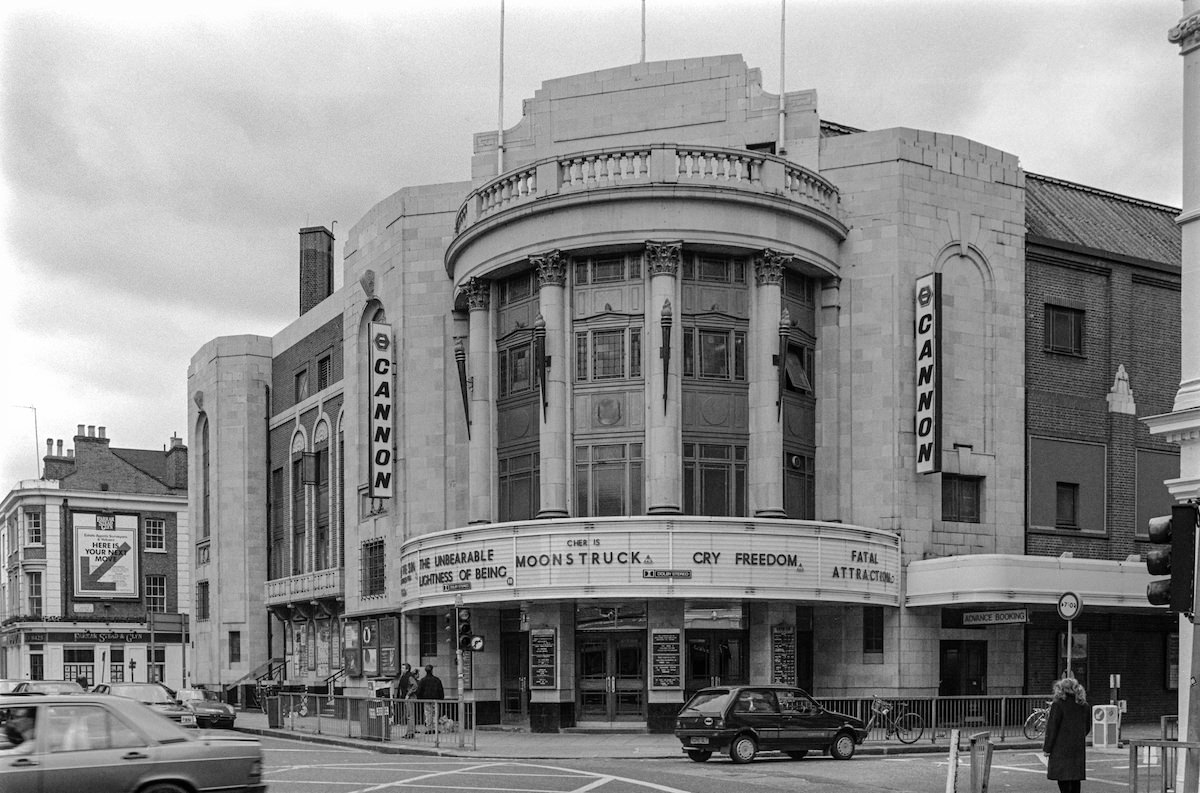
[264,567,345,610]
[445,144,845,287]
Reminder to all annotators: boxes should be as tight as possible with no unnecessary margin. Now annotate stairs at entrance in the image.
[563,723,650,734]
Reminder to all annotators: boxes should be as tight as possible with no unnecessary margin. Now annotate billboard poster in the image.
[73,513,139,599]
[914,272,942,474]
[368,322,394,498]
[343,621,362,677]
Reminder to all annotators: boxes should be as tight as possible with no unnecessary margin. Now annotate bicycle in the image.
[1023,700,1050,740]
[863,697,924,744]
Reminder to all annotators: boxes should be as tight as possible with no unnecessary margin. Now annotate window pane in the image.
[734,332,745,380]
[593,257,624,282]
[594,444,626,462]
[631,461,643,514]
[509,345,531,392]
[574,464,590,517]
[701,465,730,516]
[575,333,588,381]
[630,328,642,378]
[683,330,695,377]
[698,257,729,282]
[593,330,625,379]
[593,467,625,516]
[699,331,729,378]
[1056,483,1078,527]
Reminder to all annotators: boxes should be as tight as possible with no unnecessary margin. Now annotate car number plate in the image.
[690,737,709,745]
[182,714,196,726]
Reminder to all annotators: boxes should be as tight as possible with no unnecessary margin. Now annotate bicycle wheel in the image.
[1023,711,1046,740]
[894,713,924,744]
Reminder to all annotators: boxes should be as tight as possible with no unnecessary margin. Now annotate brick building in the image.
[0,425,190,687]
[191,55,1180,728]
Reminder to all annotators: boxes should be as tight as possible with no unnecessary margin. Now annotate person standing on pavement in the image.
[394,663,417,732]
[1042,676,1091,793]
[413,664,444,732]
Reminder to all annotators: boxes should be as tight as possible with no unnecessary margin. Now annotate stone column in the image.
[465,278,493,524]
[750,249,787,518]
[646,241,682,514]
[533,251,570,518]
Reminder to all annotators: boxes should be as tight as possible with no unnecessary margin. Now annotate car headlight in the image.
[248,759,263,783]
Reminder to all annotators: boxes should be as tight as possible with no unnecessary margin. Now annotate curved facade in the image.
[190,54,1182,730]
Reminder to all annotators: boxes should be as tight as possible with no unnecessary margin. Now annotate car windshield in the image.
[26,681,84,694]
[178,689,220,703]
[109,685,172,704]
[679,690,733,715]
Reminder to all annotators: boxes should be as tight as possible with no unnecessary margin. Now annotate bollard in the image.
[945,728,960,793]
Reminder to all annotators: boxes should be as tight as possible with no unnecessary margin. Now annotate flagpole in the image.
[641,0,646,63]
[498,0,505,174]
[778,0,787,156]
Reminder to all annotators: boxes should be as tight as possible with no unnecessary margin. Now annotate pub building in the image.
[189,54,1180,729]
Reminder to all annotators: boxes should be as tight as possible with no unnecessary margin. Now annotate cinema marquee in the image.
[914,273,941,474]
[369,322,394,498]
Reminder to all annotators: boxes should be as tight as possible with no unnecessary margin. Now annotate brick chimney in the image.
[42,437,75,480]
[299,226,335,316]
[165,434,188,490]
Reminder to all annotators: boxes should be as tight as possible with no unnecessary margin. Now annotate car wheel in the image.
[729,734,758,764]
[829,731,856,760]
[686,750,712,762]
[140,784,187,793]
[784,750,808,760]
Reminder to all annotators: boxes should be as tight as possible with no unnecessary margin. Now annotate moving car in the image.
[92,682,196,727]
[10,680,86,696]
[177,688,237,729]
[0,694,265,793]
[674,684,869,763]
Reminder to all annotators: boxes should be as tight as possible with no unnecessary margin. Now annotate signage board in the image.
[962,609,1029,626]
[530,628,557,689]
[368,322,394,499]
[1057,592,1082,621]
[399,520,901,607]
[73,513,139,599]
[651,629,681,689]
[914,272,942,474]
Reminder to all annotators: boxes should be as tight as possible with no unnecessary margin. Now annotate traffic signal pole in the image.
[1145,5,1200,791]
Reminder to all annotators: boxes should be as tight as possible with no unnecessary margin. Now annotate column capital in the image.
[463,277,490,311]
[531,250,567,287]
[754,248,790,286]
[1169,11,1200,53]
[645,240,682,277]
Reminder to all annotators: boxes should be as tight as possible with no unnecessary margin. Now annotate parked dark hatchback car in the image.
[674,684,869,763]
[0,694,266,793]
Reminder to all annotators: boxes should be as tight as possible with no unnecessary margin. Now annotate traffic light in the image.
[444,611,455,645]
[457,608,473,651]
[1146,504,1198,612]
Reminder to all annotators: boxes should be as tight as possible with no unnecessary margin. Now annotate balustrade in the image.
[453,144,838,235]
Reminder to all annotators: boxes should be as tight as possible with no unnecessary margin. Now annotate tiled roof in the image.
[1019,174,1179,266]
[111,448,170,485]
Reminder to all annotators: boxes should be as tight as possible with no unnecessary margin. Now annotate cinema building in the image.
[189,55,1181,729]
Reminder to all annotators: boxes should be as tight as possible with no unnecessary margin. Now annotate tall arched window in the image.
[200,414,211,539]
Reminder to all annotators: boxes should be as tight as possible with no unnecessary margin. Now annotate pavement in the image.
[229,707,1167,760]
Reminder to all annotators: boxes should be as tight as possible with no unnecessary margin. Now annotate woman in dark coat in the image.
[1042,677,1091,793]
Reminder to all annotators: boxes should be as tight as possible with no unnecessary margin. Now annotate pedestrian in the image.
[75,676,90,692]
[1042,676,1091,793]
[413,664,444,732]
[394,663,416,730]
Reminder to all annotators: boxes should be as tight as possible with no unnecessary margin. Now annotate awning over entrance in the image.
[906,553,1152,610]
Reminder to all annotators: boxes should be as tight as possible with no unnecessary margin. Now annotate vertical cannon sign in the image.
[369,322,394,499]
[914,273,942,474]
[74,513,139,598]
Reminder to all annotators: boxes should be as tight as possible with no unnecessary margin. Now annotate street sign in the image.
[1057,591,1082,621]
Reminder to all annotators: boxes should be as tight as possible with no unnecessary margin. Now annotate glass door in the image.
[685,630,748,697]
[577,633,645,722]
[500,632,528,724]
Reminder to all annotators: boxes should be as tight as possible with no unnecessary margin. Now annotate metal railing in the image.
[1128,739,1200,793]
[265,694,476,751]
[814,695,1048,744]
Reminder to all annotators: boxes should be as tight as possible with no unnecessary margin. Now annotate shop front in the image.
[399,515,900,731]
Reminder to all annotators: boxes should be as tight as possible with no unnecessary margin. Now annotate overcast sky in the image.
[0,0,1187,492]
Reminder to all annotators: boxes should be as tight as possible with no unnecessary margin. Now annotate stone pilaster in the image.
[532,251,569,518]
[646,241,682,514]
[465,278,493,524]
[750,249,788,517]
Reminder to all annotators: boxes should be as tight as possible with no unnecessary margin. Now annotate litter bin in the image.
[1092,704,1120,748]
[265,696,283,729]
[361,698,391,741]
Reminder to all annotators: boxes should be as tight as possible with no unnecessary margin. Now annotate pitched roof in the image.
[1020,174,1179,267]
[110,448,170,485]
